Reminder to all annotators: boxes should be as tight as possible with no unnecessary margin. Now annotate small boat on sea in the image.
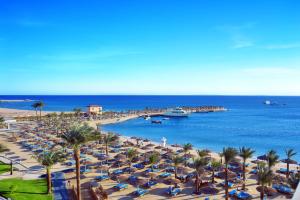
[162,117,169,120]
[144,116,151,120]
[163,107,189,117]
[264,100,271,105]
[151,120,162,124]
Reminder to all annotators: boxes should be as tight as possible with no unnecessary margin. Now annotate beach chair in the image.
[95,175,110,181]
[143,180,157,188]
[229,190,237,196]
[237,191,252,199]
[133,163,145,169]
[160,172,172,178]
[112,169,123,175]
[114,183,128,191]
[166,187,181,196]
[277,185,293,194]
[134,188,148,197]
[221,181,234,188]
[128,175,138,184]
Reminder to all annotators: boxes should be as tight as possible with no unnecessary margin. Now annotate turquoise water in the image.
[1,95,300,161]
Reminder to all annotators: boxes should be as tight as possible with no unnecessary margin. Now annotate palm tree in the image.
[35,151,65,194]
[266,150,279,170]
[32,102,39,121]
[219,152,224,164]
[183,143,193,156]
[127,148,138,168]
[0,116,5,128]
[257,162,273,200]
[210,159,221,184]
[102,133,118,156]
[223,147,238,200]
[285,149,297,179]
[36,101,45,120]
[183,143,193,166]
[197,149,209,158]
[73,108,82,120]
[193,157,209,194]
[61,123,99,200]
[239,147,255,190]
[172,155,184,178]
[148,152,159,171]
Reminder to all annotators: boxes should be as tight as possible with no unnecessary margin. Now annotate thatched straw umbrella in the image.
[164,177,181,185]
[216,170,237,180]
[281,158,297,165]
[257,154,268,161]
[200,186,219,194]
[118,174,130,182]
[115,153,127,161]
[256,186,277,196]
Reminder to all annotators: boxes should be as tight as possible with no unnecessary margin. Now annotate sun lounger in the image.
[250,169,257,174]
[114,183,128,190]
[112,169,124,175]
[134,188,148,197]
[229,190,237,196]
[274,185,293,194]
[221,181,234,188]
[160,172,172,178]
[143,180,157,188]
[128,175,138,184]
[237,191,252,199]
[166,187,181,196]
[95,175,110,181]
[133,163,145,169]
[166,166,175,172]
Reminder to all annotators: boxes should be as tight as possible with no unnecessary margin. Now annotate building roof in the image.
[87,104,101,107]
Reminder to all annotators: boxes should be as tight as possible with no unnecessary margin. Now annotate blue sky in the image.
[1,0,300,95]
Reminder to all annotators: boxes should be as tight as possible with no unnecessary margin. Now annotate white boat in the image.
[264,100,271,105]
[145,116,151,120]
[163,107,189,117]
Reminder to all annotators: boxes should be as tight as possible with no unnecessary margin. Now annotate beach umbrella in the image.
[90,181,100,187]
[177,166,191,174]
[164,177,181,185]
[154,146,163,149]
[200,186,220,194]
[118,174,130,182]
[257,154,268,161]
[216,170,237,179]
[256,186,277,196]
[136,178,148,186]
[281,159,297,165]
[146,143,155,147]
[115,153,126,161]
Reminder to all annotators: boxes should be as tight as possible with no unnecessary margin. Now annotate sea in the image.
[1,95,300,161]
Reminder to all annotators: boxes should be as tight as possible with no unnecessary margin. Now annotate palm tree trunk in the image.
[260,187,264,200]
[39,108,42,120]
[105,143,108,156]
[47,167,52,194]
[225,167,229,200]
[10,161,13,175]
[74,149,81,200]
[175,167,177,179]
[211,170,215,183]
[35,109,38,121]
[195,174,199,193]
[286,162,289,179]
[242,162,246,190]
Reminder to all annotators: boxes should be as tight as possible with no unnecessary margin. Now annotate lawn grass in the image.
[0,178,53,200]
[0,161,10,174]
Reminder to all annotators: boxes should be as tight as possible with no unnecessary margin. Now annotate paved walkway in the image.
[52,172,70,200]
